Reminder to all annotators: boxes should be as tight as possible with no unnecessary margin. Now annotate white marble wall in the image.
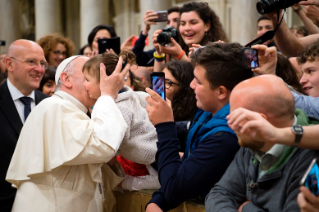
[0,0,21,52]
[80,0,110,47]
[35,0,62,40]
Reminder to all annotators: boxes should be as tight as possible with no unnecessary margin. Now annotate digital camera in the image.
[256,0,304,15]
[157,26,178,46]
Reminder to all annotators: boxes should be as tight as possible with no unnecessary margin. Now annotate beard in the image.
[238,136,265,151]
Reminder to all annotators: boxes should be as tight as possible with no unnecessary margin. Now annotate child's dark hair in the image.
[82,50,137,82]
[38,67,56,92]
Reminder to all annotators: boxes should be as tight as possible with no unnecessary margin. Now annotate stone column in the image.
[231,0,260,44]
[0,0,21,52]
[65,0,80,54]
[35,0,62,40]
[80,0,109,47]
[139,0,171,50]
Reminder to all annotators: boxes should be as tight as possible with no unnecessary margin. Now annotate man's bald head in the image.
[230,75,295,127]
[7,39,44,58]
[5,39,46,96]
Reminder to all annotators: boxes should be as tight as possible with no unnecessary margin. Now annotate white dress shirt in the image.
[7,79,35,123]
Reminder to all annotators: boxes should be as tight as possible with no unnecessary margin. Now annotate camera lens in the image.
[256,2,266,15]
[157,33,171,46]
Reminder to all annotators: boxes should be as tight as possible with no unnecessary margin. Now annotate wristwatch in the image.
[291,125,304,147]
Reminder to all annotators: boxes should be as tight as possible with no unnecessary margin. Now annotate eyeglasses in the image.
[165,79,180,89]
[10,57,48,69]
[52,50,67,56]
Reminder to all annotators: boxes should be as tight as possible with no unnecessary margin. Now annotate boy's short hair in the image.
[257,15,271,24]
[297,39,319,65]
[191,42,253,91]
[167,6,179,15]
[82,50,137,82]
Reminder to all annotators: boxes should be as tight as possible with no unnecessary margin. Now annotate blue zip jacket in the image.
[184,103,236,159]
[147,104,239,211]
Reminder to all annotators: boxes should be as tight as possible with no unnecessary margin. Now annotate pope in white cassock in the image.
[6,55,130,212]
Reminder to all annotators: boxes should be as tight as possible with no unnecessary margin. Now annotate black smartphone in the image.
[98,37,121,55]
[300,158,319,196]
[241,48,259,69]
[152,11,168,22]
[151,72,166,100]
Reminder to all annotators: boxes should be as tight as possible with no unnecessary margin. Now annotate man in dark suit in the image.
[0,39,48,212]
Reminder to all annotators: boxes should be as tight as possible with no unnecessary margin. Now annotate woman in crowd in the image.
[152,1,228,66]
[79,44,92,58]
[160,60,196,121]
[159,60,197,152]
[87,25,117,54]
[38,33,74,68]
[37,67,56,96]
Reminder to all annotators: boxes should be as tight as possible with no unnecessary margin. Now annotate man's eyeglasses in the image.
[165,79,180,89]
[52,50,67,56]
[10,57,48,69]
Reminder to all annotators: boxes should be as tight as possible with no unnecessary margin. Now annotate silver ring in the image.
[124,76,128,81]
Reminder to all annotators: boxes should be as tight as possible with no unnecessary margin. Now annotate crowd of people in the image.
[1,1,319,212]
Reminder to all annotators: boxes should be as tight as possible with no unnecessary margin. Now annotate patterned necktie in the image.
[19,97,32,121]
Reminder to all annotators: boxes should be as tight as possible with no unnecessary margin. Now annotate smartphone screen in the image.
[300,158,319,196]
[151,72,166,100]
[242,48,259,69]
[152,11,168,22]
[98,37,121,55]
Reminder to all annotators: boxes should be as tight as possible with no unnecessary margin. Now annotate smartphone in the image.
[151,72,166,100]
[241,48,259,69]
[98,37,121,55]
[152,11,168,22]
[300,158,319,196]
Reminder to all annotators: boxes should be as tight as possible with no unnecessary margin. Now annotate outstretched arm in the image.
[266,10,319,56]
[227,107,319,150]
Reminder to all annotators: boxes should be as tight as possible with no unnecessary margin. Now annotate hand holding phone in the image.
[152,11,168,22]
[98,37,121,54]
[151,72,166,100]
[242,48,259,69]
[300,158,319,196]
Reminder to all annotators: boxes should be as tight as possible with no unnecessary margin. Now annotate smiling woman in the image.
[38,34,75,68]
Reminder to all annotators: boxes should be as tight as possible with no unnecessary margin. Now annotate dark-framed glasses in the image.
[10,57,48,69]
[165,79,180,89]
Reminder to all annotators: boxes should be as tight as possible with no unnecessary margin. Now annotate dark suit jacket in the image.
[0,80,48,212]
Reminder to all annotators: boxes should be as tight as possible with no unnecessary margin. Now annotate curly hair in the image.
[37,33,74,62]
[297,39,319,65]
[159,60,197,121]
[82,50,137,82]
[178,2,229,55]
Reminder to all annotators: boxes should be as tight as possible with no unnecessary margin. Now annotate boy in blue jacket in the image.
[145,42,253,211]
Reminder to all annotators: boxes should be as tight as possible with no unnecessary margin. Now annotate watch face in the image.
[293,125,304,135]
